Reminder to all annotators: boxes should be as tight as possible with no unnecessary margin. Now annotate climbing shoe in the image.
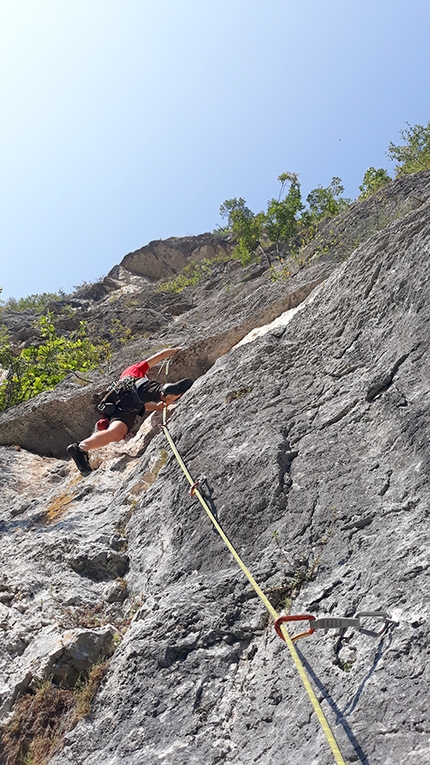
[162,378,193,397]
[67,443,92,476]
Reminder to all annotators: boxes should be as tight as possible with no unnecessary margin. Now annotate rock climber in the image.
[67,347,193,475]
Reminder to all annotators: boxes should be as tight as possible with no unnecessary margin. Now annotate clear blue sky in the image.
[1,0,429,300]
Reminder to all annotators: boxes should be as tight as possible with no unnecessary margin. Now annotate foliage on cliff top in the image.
[216,121,430,263]
[218,172,352,263]
[156,253,232,293]
[0,291,67,314]
[388,121,430,175]
[358,167,392,200]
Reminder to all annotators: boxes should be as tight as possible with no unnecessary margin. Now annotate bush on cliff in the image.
[0,290,67,313]
[388,121,430,175]
[0,313,110,411]
[358,167,392,199]
[219,197,265,264]
[265,172,304,253]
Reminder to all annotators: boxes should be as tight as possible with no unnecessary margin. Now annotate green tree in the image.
[265,172,303,252]
[358,167,391,199]
[387,121,430,175]
[219,197,264,264]
[0,313,110,411]
[304,177,351,223]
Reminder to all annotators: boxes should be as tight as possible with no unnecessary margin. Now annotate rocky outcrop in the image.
[118,233,234,280]
[1,176,430,765]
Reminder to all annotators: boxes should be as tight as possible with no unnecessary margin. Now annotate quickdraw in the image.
[274,611,394,643]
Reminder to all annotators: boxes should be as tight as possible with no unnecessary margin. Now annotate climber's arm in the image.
[145,347,183,368]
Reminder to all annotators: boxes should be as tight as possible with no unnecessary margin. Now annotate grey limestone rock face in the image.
[1,177,430,765]
[69,546,130,581]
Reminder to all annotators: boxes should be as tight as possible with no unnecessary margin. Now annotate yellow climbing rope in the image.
[161,417,347,765]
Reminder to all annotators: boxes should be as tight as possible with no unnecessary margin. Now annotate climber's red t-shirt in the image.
[120,360,150,379]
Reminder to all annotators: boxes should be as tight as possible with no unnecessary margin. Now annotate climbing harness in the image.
[161,407,348,765]
[96,375,139,416]
[274,611,394,643]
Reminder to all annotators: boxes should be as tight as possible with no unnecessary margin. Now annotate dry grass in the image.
[74,662,109,718]
[39,476,82,524]
[0,683,76,765]
[43,492,74,523]
[0,662,109,765]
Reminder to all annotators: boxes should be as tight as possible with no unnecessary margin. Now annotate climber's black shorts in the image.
[109,380,164,435]
[110,409,138,434]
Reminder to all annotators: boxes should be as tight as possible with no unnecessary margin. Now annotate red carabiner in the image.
[274,614,316,643]
[190,481,201,498]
